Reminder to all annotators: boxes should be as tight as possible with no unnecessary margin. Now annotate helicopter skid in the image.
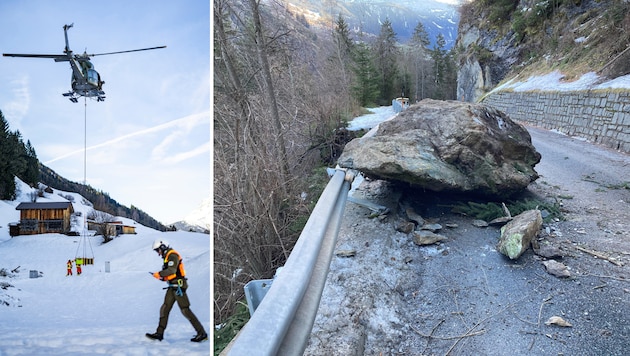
[63,90,105,103]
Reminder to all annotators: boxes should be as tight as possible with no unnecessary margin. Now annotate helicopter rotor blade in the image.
[3,53,69,61]
[88,46,166,57]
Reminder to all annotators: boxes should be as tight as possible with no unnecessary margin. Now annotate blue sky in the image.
[0,1,210,225]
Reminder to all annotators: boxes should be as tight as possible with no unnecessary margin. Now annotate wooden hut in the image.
[86,220,137,236]
[15,202,74,235]
[109,221,137,235]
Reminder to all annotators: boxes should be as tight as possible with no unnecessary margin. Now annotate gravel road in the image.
[305,125,630,356]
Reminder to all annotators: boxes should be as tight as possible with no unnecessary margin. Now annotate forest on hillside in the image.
[213,0,459,330]
[0,110,167,231]
[0,110,39,200]
[39,165,168,231]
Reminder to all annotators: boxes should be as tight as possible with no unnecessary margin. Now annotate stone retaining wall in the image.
[482,90,630,153]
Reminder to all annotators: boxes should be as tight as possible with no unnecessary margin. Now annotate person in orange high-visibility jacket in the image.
[66,260,73,276]
[145,239,207,343]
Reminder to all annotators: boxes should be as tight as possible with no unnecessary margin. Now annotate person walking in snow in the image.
[66,260,73,276]
[75,259,82,275]
[145,239,207,342]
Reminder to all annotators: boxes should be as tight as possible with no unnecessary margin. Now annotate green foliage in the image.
[351,42,380,106]
[606,1,629,24]
[453,198,563,223]
[411,21,430,49]
[482,0,519,26]
[452,201,504,221]
[0,110,40,200]
[511,10,527,41]
[333,14,354,57]
[473,43,494,64]
[214,301,250,355]
[431,33,457,99]
[374,18,401,104]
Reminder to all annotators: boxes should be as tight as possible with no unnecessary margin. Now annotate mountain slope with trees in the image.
[456,0,630,101]
[0,109,167,232]
[38,164,168,231]
[0,110,39,200]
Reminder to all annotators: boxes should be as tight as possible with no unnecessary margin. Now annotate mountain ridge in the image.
[283,0,461,48]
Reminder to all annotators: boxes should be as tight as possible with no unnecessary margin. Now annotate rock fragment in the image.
[542,260,571,278]
[497,209,542,259]
[413,230,448,245]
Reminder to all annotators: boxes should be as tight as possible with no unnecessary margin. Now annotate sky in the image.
[0,180,210,355]
[0,1,210,225]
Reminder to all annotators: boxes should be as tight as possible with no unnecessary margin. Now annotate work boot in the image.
[190,332,208,342]
[145,332,163,341]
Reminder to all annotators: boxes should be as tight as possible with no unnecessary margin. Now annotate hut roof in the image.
[16,202,74,210]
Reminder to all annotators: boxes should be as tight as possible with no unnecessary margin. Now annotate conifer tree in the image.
[432,33,447,99]
[333,14,353,59]
[409,21,431,101]
[351,42,379,106]
[23,140,40,187]
[373,18,399,104]
[411,22,430,49]
[0,111,14,199]
[331,14,355,112]
[9,131,27,183]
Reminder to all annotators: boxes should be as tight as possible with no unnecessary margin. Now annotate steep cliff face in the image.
[456,0,630,102]
[456,21,520,101]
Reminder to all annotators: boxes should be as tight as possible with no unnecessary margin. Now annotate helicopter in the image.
[3,23,166,102]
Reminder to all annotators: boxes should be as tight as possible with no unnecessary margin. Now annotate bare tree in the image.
[248,0,290,181]
[88,210,116,243]
[213,0,363,326]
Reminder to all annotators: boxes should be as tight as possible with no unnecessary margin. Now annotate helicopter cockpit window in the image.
[87,69,99,86]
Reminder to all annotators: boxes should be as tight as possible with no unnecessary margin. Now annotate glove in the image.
[152,272,161,280]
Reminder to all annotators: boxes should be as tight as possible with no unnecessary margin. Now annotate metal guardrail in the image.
[224,169,353,356]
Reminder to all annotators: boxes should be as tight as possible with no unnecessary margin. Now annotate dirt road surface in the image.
[305,126,630,355]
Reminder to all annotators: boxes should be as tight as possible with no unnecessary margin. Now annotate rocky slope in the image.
[456,0,630,102]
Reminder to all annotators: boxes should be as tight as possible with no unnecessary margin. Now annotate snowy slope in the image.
[182,197,211,229]
[172,197,210,233]
[0,180,210,355]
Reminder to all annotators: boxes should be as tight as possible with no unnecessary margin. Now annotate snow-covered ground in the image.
[346,106,396,132]
[0,180,210,355]
[491,71,630,93]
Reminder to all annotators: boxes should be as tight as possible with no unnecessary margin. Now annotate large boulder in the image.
[338,99,541,198]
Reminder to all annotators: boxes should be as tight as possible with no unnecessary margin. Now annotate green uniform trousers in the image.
[156,286,205,335]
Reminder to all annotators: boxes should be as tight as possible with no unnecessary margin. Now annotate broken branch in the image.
[575,246,623,266]
[411,325,486,340]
